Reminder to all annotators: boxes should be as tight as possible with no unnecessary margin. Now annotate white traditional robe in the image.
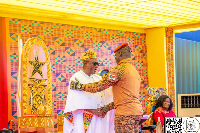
[63,70,115,133]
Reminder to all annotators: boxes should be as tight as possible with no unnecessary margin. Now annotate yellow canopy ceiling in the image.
[0,0,200,29]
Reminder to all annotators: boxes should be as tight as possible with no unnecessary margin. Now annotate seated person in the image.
[154,95,176,126]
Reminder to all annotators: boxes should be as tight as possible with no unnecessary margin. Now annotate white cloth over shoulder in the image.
[63,70,115,133]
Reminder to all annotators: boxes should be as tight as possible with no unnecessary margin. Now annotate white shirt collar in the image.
[80,70,94,79]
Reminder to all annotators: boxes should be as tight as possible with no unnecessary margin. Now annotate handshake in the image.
[85,106,108,118]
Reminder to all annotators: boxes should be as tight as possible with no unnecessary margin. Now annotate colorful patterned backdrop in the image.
[8,18,149,132]
[165,27,175,111]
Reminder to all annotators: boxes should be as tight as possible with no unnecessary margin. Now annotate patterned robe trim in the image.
[63,110,94,132]
[71,62,127,93]
[64,112,74,125]
[83,111,94,133]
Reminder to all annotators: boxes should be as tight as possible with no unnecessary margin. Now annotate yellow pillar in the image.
[146,28,167,88]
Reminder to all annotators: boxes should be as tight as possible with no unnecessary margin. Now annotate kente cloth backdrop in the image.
[8,18,148,132]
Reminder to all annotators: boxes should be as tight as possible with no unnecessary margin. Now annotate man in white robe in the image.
[63,50,115,133]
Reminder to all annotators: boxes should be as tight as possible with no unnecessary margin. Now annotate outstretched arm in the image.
[82,73,118,93]
[70,67,122,93]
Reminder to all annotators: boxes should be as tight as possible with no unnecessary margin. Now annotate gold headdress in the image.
[81,49,97,61]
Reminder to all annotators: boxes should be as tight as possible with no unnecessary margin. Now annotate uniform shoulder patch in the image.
[109,74,116,80]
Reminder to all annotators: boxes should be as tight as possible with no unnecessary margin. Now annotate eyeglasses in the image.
[92,62,99,66]
[85,61,99,66]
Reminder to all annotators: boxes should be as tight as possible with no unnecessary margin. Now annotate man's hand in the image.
[94,108,107,118]
[70,80,82,90]
[85,108,107,118]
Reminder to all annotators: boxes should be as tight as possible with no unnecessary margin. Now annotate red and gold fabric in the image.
[64,111,94,133]
[64,112,74,125]
[83,111,94,133]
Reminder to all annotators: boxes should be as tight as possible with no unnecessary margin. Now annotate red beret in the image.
[114,43,129,53]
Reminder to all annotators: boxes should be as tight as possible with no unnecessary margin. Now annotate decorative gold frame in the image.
[21,37,52,115]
